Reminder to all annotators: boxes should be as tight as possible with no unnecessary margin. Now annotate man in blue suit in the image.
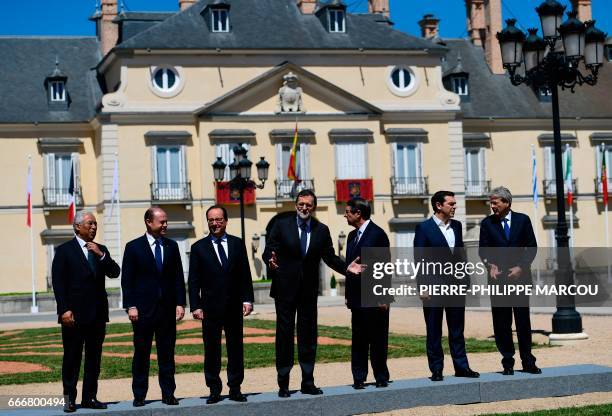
[479,186,540,375]
[414,191,479,381]
[344,198,391,389]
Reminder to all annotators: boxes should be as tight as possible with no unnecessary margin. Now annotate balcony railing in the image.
[275,179,315,201]
[465,180,491,198]
[150,182,192,201]
[42,187,83,207]
[543,179,577,198]
[391,177,428,198]
[595,178,612,198]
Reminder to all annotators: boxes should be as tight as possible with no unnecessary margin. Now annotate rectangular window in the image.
[543,145,569,195]
[395,230,415,248]
[393,143,423,194]
[154,145,186,199]
[275,143,311,198]
[464,147,486,195]
[336,142,366,179]
[212,8,229,32]
[329,9,345,33]
[44,153,77,205]
[50,81,66,102]
[452,77,469,95]
[596,144,612,192]
[215,143,250,181]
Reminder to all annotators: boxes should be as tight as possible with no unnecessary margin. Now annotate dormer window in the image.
[451,76,469,96]
[606,44,612,62]
[329,9,345,33]
[212,8,229,32]
[50,80,66,102]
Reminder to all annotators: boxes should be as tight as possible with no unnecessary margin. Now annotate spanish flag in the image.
[287,123,300,181]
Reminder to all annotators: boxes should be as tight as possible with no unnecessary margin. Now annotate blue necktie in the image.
[502,218,511,240]
[299,222,308,257]
[86,244,96,272]
[216,237,228,269]
[154,239,163,273]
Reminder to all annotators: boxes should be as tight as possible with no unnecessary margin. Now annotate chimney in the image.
[571,0,592,21]
[368,0,390,18]
[100,0,118,56]
[297,0,317,14]
[465,0,504,74]
[418,14,440,39]
[179,0,197,11]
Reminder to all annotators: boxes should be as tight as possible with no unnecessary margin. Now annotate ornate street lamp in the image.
[497,1,607,339]
[212,144,268,242]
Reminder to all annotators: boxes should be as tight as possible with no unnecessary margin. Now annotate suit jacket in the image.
[188,234,254,316]
[121,234,186,319]
[345,221,391,309]
[478,211,537,282]
[263,214,345,301]
[52,238,120,324]
[413,217,469,292]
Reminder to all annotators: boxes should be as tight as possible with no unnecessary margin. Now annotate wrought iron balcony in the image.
[594,178,612,198]
[543,179,577,198]
[42,187,83,207]
[391,176,428,198]
[150,182,192,201]
[275,179,315,201]
[465,180,491,199]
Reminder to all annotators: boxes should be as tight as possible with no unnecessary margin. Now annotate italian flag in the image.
[287,123,300,181]
[564,146,573,206]
[603,146,609,207]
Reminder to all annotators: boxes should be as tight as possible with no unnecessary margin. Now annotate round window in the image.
[153,67,178,92]
[390,67,413,91]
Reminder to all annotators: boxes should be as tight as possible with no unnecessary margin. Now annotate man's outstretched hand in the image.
[347,256,367,275]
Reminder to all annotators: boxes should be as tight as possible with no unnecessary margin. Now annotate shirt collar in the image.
[146,232,161,246]
[432,215,451,228]
[296,216,311,229]
[211,233,227,242]
[75,235,87,248]
[357,219,370,236]
[503,211,512,222]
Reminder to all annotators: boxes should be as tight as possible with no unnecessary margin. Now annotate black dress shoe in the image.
[229,390,247,402]
[63,400,76,413]
[300,385,323,395]
[523,365,542,374]
[206,393,222,404]
[352,381,365,390]
[81,398,107,409]
[455,368,480,378]
[375,380,388,388]
[162,396,179,405]
[132,398,145,407]
[278,389,291,398]
[431,370,444,381]
[503,367,514,375]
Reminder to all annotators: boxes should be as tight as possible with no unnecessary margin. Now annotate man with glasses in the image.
[263,190,363,398]
[188,205,254,404]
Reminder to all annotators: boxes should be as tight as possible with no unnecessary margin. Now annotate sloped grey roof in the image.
[442,38,612,119]
[115,0,445,53]
[0,37,102,124]
[114,12,174,42]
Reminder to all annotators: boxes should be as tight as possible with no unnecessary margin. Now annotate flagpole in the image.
[28,155,38,314]
[109,153,122,308]
[531,145,542,285]
[566,144,574,252]
[602,143,610,282]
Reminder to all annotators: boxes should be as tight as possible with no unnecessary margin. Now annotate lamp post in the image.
[212,144,270,242]
[496,1,606,338]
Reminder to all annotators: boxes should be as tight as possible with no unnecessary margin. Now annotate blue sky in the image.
[1,0,610,39]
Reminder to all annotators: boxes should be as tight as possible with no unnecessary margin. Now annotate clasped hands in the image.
[488,263,523,281]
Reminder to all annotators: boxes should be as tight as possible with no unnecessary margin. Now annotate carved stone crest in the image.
[276,72,305,113]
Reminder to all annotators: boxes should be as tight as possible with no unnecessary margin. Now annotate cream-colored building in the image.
[0,0,610,296]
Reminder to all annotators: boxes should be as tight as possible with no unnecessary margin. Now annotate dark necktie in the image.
[216,237,228,269]
[85,244,96,272]
[299,222,308,257]
[154,239,163,273]
[502,218,511,240]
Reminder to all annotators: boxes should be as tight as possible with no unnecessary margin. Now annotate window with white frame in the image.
[464,148,486,195]
[153,145,187,199]
[152,67,179,92]
[596,144,612,192]
[390,67,413,91]
[452,76,469,96]
[212,8,230,32]
[393,142,423,194]
[44,153,77,205]
[395,230,416,248]
[50,81,66,102]
[276,142,310,197]
[215,143,250,181]
[336,142,367,179]
[543,145,569,194]
[328,9,345,33]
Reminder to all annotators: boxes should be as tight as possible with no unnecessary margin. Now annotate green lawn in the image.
[481,403,612,416]
[0,318,503,385]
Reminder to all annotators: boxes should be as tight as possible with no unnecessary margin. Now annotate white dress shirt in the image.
[297,216,312,253]
[75,235,105,261]
[210,233,252,307]
[146,232,163,262]
[355,219,371,244]
[501,211,512,230]
[432,215,455,249]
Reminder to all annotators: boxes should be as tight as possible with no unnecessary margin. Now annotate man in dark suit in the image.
[52,211,120,413]
[263,190,363,397]
[414,191,479,382]
[479,186,540,375]
[188,205,254,404]
[343,198,391,389]
[121,207,186,407]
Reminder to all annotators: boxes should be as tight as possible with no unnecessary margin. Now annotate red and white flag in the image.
[67,161,76,224]
[26,157,32,228]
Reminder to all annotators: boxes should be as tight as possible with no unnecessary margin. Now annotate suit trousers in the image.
[202,310,244,393]
[491,306,536,369]
[350,307,390,384]
[275,297,317,389]
[422,306,469,373]
[61,321,106,402]
[131,305,177,400]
